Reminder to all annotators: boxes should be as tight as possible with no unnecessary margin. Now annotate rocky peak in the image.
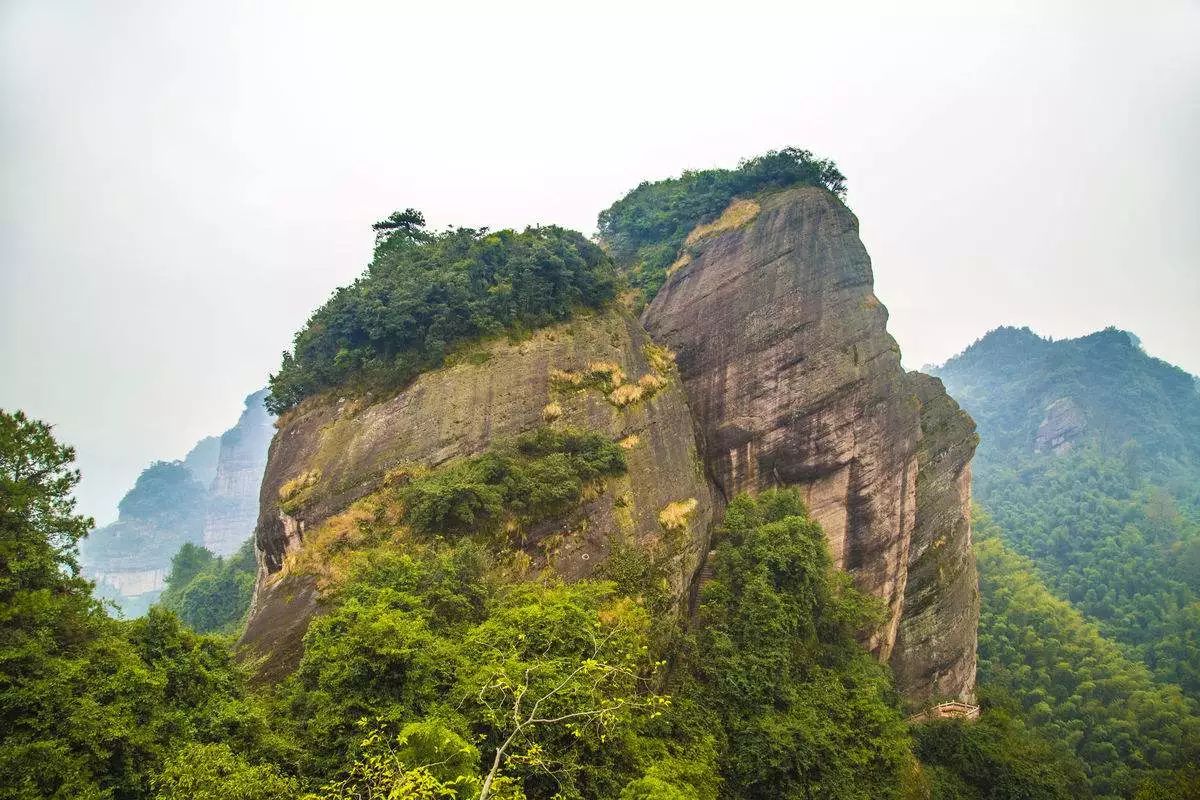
[642,186,978,704]
[202,389,275,556]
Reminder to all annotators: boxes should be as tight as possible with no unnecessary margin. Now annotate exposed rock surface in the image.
[242,186,979,707]
[241,307,716,678]
[891,373,979,705]
[81,390,273,615]
[641,186,978,704]
[202,389,275,555]
[1033,396,1086,455]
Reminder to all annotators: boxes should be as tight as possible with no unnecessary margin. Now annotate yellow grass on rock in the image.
[643,343,676,375]
[278,470,320,515]
[666,251,692,276]
[638,373,667,393]
[618,434,641,449]
[658,498,698,531]
[609,384,644,407]
[684,198,760,247]
[587,361,626,386]
[542,401,563,422]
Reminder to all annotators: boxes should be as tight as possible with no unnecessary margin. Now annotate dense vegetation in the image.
[934,326,1200,488]
[159,540,257,634]
[9,408,1040,799]
[934,327,1200,705]
[914,702,1088,800]
[266,212,617,413]
[0,410,290,799]
[681,491,915,799]
[400,428,627,540]
[974,509,1200,799]
[976,449,1200,699]
[596,148,846,301]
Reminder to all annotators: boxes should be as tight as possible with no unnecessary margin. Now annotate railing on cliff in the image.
[905,701,981,724]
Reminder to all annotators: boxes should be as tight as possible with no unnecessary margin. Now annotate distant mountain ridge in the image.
[932,325,1200,481]
[81,390,274,615]
[930,323,1200,795]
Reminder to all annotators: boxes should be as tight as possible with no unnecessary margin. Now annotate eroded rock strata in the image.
[641,186,977,703]
[891,372,978,705]
[241,307,716,679]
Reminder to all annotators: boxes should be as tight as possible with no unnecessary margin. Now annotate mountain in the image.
[930,328,1200,796]
[19,150,1135,800]
[81,390,274,614]
[931,326,1200,483]
[242,156,979,713]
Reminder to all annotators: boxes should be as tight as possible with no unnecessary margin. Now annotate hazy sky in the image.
[2,0,1198,525]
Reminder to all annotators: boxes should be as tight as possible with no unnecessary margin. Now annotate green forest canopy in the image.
[973,508,1200,799]
[266,214,617,414]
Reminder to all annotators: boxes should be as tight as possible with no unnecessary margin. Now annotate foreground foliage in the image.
[5,409,1092,800]
[682,491,915,799]
[0,410,289,800]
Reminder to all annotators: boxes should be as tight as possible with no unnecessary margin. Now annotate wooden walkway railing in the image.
[906,701,981,724]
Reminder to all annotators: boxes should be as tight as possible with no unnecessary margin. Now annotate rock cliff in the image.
[81,390,273,614]
[202,389,275,556]
[242,183,979,708]
[641,186,978,704]
[241,307,716,680]
[890,372,978,705]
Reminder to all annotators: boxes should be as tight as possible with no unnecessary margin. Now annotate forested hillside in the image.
[932,327,1200,798]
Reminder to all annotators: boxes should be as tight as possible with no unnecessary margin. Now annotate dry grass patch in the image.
[550,368,584,389]
[659,498,698,531]
[637,373,667,393]
[278,470,320,515]
[609,384,645,407]
[684,198,760,247]
[542,401,563,422]
[587,361,626,386]
[666,251,692,276]
[643,343,676,375]
[618,434,641,450]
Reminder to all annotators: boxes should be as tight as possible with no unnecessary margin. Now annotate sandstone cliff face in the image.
[891,372,978,705]
[242,186,979,706]
[641,186,978,704]
[202,389,275,556]
[241,307,716,679]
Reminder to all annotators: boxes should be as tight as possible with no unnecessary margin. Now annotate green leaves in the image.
[267,221,617,413]
[689,489,911,800]
[399,429,626,540]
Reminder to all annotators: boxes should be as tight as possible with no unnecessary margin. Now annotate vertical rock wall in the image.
[202,389,275,556]
[891,373,978,705]
[642,186,978,703]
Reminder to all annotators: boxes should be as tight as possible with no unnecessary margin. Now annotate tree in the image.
[153,742,298,800]
[0,409,94,600]
[316,722,481,800]
[462,613,666,800]
[372,208,429,247]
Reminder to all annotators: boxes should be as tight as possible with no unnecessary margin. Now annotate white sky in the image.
[3,0,1198,525]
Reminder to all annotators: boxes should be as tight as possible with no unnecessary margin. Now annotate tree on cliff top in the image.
[266,215,617,414]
